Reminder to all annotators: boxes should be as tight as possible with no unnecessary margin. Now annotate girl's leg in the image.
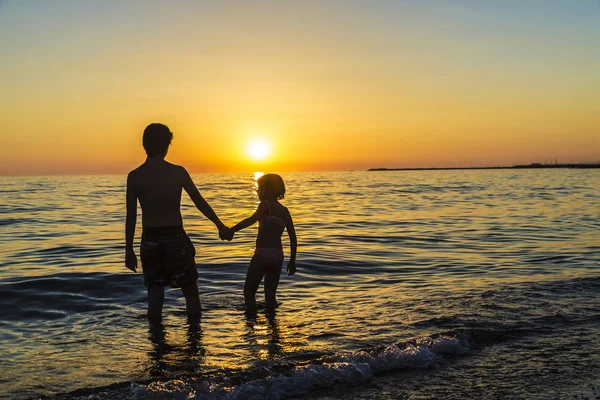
[244,255,265,312]
[181,280,202,317]
[263,263,282,309]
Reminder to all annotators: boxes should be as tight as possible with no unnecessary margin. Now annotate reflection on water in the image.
[244,309,283,361]
[253,171,264,196]
[147,317,205,377]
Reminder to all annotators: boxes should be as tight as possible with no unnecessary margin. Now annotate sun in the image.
[247,139,271,160]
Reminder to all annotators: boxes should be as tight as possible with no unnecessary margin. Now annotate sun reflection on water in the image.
[253,171,264,180]
[242,310,287,361]
[253,172,264,193]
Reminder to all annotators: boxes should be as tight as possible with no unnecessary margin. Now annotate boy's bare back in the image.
[128,159,192,228]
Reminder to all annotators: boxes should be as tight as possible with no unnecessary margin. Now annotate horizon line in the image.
[2,161,600,178]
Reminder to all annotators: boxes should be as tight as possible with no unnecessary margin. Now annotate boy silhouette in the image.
[125,123,229,320]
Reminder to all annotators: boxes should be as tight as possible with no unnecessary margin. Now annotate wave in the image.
[40,317,600,400]
[53,311,600,400]
[54,331,471,400]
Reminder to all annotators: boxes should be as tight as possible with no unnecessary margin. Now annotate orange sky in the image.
[1,1,599,175]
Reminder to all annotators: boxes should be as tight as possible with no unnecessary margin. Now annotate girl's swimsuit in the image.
[264,214,287,227]
[252,205,286,269]
[254,247,284,268]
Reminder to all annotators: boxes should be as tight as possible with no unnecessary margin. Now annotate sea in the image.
[0,170,599,400]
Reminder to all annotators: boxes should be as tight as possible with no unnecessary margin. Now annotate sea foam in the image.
[122,332,470,400]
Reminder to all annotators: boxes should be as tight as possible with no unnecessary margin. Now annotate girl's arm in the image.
[286,210,297,276]
[231,201,268,233]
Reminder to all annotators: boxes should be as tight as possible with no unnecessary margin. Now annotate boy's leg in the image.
[244,255,265,312]
[263,264,282,309]
[147,284,165,321]
[181,280,202,317]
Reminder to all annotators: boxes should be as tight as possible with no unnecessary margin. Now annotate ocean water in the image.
[0,170,599,400]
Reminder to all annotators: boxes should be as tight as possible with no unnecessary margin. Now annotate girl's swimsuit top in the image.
[260,201,287,227]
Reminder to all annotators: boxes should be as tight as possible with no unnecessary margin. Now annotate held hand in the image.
[219,226,234,241]
[217,225,227,240]
[125,249,137,273]
[287,260,296,276]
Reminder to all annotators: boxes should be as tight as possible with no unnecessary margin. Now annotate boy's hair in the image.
[143,123,173,157]
[257,174,286,200]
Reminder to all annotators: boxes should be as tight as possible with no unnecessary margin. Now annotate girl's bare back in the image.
[256,200,289,249]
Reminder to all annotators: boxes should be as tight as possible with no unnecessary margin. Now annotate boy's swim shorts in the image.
[140,226,198,288]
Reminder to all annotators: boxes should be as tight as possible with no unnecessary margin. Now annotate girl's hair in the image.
[257,174,286,200]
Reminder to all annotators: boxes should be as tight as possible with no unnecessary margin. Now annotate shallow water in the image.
[0,170,599,399]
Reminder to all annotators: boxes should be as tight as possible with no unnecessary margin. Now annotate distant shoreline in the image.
[368,163,600,171]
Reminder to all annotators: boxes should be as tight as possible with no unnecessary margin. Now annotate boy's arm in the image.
[231,201,267,233]
[286,210,297,275]
[182,168,226,232]
[125,173,138,272]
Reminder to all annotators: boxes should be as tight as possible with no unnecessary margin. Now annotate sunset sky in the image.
[1,1,599,175]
